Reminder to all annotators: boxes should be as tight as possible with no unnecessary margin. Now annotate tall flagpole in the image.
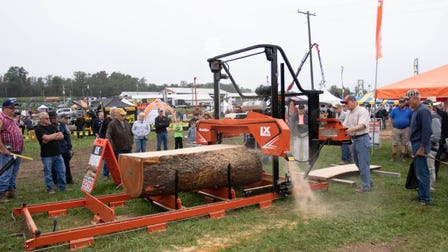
[373,0,384,154]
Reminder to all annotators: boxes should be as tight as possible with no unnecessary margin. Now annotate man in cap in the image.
[92,111,104,139]
[154,109,170,151]
[99,108,116,180]
[75,113,86,139]
[106,108,133,161]
[389,98,413,161]
[0,99,24,202]
[406,89,432,205]
[422,99,441,191]
[49,112,74,184]
[34,112,66,194]
[342,95,372,193]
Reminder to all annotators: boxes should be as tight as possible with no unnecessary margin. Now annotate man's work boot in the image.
[389,153,396,162]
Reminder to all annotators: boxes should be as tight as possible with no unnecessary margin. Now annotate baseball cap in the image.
[405,89,420,98]
[116,108,127,115]
[422,99,433,106]
[341,95,356,104]
[332,103,342,109]
[398,98,406,103]
[48,110,58,118]
[2,99,18,107]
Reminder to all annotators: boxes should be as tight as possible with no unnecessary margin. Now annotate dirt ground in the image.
[16,147,91,181]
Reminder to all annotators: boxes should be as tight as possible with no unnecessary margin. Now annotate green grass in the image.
[1,133,447,251]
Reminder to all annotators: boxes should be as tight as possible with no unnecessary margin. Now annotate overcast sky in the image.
[1,0,447,93]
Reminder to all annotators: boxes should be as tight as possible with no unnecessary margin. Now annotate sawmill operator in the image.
[342,95,372,193]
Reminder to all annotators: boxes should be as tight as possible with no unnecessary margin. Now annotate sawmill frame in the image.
[13,44,329,251]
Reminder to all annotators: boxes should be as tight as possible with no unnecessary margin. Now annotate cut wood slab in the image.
[307,164,381,180]
[330,178,357,187]
[119,145,262,198]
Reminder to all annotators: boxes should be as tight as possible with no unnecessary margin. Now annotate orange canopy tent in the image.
[376,64,448,99]
[143,98,176,124]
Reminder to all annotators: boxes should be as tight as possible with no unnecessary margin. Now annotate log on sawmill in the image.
[119,145,263,198]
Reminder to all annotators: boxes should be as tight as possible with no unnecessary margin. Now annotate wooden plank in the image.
[329,178,356,187]
[372,170,401,177]
[307,164,381,180]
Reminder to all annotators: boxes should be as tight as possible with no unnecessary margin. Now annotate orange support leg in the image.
[70,237,94,250]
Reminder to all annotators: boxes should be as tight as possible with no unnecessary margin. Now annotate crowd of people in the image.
[1,90,447,206]
[0,102,212,199]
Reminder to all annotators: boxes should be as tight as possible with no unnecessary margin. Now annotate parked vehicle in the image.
[56,108,73,116]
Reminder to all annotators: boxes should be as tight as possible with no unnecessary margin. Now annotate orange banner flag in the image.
[376,0,384,59]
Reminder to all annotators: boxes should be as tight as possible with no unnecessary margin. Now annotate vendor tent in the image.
[143,98,176,124]
[103,97,136,112]
[287,88,341,105]
[319,88,341,105]
[357,92,397,105]
[357,92,375,104]
[376,64,448,99]
[121,98,136,107]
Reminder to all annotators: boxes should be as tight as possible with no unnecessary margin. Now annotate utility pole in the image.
[63,84,66,106]
[298,9,316,90]
[413,58,419,75]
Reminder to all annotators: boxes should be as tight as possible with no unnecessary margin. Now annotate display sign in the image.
[81,139,121,193]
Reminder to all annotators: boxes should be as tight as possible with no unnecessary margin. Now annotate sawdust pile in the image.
[288,161,330,219]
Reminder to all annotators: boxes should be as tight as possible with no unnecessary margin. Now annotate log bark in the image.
[119,145,262,198]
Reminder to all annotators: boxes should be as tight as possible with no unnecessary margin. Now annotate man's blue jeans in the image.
[157,132,168,151]
[412,143,431,203]
[42,155,66,191]
[352,134,371,191]
[0,153,22,193]
[341,143,352,163]
[103,162,110,178]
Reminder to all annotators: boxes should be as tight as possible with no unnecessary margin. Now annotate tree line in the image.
[0,66,252,98]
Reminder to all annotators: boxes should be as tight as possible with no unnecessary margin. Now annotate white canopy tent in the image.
[318,88,342,105]
[287,88,341,105]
